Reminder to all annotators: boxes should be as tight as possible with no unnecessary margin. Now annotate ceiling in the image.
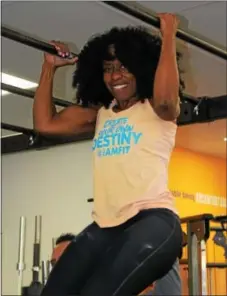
[1,1,226,158]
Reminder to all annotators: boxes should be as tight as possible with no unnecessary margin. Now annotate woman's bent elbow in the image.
[33,122,51,134]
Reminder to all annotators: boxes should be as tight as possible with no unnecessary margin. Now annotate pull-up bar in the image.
[2,2,227,61]
[102,1,227,61]
[1,83,73,107]
[1,26,77,59]
[1,122,34,136]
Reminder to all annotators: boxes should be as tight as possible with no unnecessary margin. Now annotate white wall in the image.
[2,140,93,295]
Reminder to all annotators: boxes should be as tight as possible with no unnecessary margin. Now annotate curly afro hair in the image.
[73,26,185,108]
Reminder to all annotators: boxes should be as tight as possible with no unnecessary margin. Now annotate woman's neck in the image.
[114,97,138,112]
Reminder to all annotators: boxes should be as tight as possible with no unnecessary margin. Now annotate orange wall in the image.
[169,147,226,218]
[169,148,226,295]
[169,147,226,260]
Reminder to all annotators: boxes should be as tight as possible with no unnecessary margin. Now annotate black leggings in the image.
[41,209,183,296]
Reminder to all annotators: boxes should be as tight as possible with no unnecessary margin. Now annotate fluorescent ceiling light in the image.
[1,73,38,96]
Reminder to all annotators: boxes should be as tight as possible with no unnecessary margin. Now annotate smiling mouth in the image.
[112,84,128,90]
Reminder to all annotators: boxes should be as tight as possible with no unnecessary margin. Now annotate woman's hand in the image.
[157,13,179,37]
[44,41,78,68]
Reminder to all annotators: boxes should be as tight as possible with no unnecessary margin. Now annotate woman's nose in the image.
[111,69,122,81]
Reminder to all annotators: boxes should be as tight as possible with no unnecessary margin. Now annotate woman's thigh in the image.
[41,222,119,296]
[81,209,182,296]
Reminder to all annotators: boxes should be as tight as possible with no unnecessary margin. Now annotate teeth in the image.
[113,84,127,90]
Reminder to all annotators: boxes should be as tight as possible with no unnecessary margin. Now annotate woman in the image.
[35,13,184,296]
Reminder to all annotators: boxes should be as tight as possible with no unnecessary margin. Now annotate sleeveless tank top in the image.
[92,99,177,227]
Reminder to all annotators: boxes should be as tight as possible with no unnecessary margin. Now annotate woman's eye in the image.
[104,67,112,73]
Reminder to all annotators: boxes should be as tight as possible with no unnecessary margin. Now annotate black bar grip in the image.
[1,26,78,59]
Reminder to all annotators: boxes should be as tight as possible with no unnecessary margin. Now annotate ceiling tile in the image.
[137,1,208,13]
[180,1,226,47]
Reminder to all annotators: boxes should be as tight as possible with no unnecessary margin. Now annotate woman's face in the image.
[103,46,137,103]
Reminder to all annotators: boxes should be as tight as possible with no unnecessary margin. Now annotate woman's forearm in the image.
[153,33,180,120]
[33,63,57,130]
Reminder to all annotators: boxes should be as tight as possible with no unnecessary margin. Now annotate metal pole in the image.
[103,1,227,61]
[16,216,26,295]
[41,260,51,285]
[0,82,201,108]
[32,216,42,282]
[1,122,40,148]
[187,223,200,295]
[1,122,34,135]
[1,26,77,59]
[1,83,73,107]
[200,240,208,295]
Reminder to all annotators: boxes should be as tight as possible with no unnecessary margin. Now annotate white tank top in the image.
[92,99,177,227]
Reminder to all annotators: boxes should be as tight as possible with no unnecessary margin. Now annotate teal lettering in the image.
[111,147,121,155]
[115,126,123,133]
[125,125,133,132]
[103,118,128,129]
[120,132,131,145]
[93,137,105,150]
[116,146,124,155]
[99,130,104,137]
[104,120,111,128]
[115,125,133,133]
[107,128,114,135]
[102,136,110,147]
[99,146,131,157]
[132,132,142,144]
[95,137,102,148]
[111,133,119,146]
[93,131,142,151]
[121,118,128,125]
[105,148,111,156]
[123,146,130,154]
[99,128,114,136]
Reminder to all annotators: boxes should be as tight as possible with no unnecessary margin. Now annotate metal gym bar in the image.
[2,1,227,62]
[2,84,227,155]
[1,83,73,108]
[1,80,227,154]
[1,123,34,136]
[1,26,77,60]
[102,1,227,61]
[1,24,198,104]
